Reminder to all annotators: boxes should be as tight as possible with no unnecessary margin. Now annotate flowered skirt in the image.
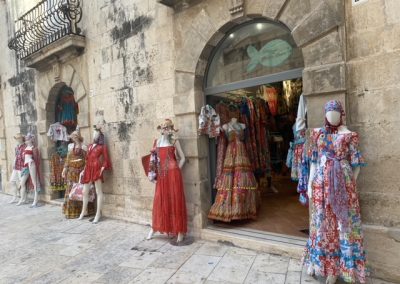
[208,140,258,222]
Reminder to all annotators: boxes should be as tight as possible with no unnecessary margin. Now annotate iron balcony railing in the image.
[8,0,83,59]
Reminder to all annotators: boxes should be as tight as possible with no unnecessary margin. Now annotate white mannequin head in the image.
[70,126,83,144]
[157,119,178,137]
[24,133,35,146]
[93,126,105,145]
[325,111,341,126]
[324,100,345,128]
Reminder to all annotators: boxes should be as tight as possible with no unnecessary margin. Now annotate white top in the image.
[295,94,307,132]
[47,122,69,142]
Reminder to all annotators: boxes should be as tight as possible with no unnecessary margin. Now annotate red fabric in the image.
[14,144,26,170]
[152,146,187,235]
[82,144,111,183]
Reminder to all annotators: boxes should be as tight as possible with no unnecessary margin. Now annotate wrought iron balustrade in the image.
[8,0,83,59]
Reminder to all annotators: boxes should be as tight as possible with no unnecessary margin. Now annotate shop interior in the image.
[207,78,309,238]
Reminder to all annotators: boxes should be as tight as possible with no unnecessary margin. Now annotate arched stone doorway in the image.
[172,0,346,235]
[36,64,90,201]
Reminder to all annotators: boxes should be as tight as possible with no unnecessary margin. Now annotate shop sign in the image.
[352,0,368,6]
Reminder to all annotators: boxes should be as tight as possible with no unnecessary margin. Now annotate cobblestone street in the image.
[0,194,395,284]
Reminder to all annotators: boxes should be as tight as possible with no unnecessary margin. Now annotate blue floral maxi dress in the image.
[303,128,367,283]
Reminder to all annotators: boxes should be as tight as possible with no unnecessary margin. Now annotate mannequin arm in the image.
[175,140,186,169]
[307,162,316,199]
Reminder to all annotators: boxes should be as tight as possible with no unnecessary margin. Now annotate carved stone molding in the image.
[229,0,245,17]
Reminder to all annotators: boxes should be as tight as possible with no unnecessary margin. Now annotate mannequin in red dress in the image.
[146,119,187,243]
[79,126,111,223]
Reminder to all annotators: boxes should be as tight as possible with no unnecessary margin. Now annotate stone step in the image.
[201,225,306,259]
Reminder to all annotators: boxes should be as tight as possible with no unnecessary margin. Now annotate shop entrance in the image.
[204,19,308,238]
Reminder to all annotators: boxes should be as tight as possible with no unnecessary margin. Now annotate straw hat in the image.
[13,133,24,141]
[69,126,83,142]
[157,118,178,132]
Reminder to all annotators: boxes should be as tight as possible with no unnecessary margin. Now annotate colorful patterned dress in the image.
[152,145,187,235]
[62,147,95,219]
[208,125,258,222]
[303,128,367,283]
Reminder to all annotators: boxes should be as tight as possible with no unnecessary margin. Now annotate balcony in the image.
[8,0,85,70]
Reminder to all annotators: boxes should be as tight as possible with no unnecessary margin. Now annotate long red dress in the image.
[152,146,187,235]
[82,144,111,183]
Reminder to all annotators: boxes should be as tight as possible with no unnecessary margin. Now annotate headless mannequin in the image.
[9,136,24,203]
[222,117,246,133]
[307,110,360,284]
[17,138,39,207]
[146,130,186,243]
[79,130,105,224]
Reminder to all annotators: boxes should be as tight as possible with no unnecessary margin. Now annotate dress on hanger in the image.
[208,124,258,222]
[152,143,187,235]
[303,128,367,283]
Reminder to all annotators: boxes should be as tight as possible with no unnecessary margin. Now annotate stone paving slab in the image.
[0,193,396,284]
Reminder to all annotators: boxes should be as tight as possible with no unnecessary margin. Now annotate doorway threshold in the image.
[201,224,307,259]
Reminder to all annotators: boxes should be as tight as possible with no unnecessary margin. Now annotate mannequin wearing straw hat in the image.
[146,119,187,243]
[79,126,111,224]
[8,134,26,203]
[17,133,41,207]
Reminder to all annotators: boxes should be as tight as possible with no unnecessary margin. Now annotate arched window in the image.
[204,20,304,95]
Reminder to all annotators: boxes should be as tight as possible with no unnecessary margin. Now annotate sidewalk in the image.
[0,193,394,284]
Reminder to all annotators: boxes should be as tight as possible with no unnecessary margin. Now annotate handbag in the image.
[69,183,96,202]
[142,139,158,181]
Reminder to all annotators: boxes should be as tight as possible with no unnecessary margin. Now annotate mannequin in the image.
[17,133,41,207]
[8,134,26,203]
[79,126,111,223]
[62,127,95,219]
[147,119,187,243]
[304,100,367,284]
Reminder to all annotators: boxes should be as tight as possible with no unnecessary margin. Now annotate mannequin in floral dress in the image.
[146,119,187,243]
[62,128,95,218]
[208,117,258,222]
[9,134,26,203]
[303,100,367,284]
[79,126,111,223]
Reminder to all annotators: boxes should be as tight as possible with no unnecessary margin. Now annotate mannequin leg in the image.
[146,228,154,240]
[177,233,184,243]
[16,173,29,206]
[28,162,39,207]
[92,180,103,224]
[9,182,18,203]
[78,183,90,220]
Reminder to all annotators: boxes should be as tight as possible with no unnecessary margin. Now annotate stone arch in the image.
[172,0,346,232]
[35,63,89,201]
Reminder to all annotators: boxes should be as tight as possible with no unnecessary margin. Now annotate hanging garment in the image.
[214,131,227,189]
[62,145,96,219]
[286,125,306,181]
[303,128,367,283]
[263,85,278,116]
[296,94,307,132]
[208,125,258,222]
[81,144,112,184]
[49,152,67,191]
[57,87,79,127]
[198,105,221,138]
[296,129,312,206]
[152,145,187,235]
[47,122,69,142]
[13,143,26,171]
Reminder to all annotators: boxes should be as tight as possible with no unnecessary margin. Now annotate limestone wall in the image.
[346,0,400,281]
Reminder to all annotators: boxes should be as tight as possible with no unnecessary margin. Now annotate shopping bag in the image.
[69,183,95,202]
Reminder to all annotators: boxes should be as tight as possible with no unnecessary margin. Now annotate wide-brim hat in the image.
[13,133,24,140]
[157,118,178,132]
[69,131,84,142]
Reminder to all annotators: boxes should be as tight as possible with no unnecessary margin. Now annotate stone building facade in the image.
[0,0,399,281]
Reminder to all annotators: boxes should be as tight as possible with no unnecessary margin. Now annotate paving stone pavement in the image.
[0,193,396,284]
